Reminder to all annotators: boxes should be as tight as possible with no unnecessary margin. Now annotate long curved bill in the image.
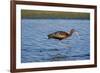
[75,31,80,38]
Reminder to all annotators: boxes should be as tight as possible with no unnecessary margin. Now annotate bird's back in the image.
[48,31,69,40]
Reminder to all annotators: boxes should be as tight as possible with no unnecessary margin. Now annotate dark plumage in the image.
[48,29,76,40]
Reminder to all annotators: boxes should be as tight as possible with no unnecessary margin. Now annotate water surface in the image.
[21,19,90,63]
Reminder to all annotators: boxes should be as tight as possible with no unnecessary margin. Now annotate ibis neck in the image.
[69,31,74,36]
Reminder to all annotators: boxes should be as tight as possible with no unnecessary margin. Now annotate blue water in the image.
[21,19,90,63]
